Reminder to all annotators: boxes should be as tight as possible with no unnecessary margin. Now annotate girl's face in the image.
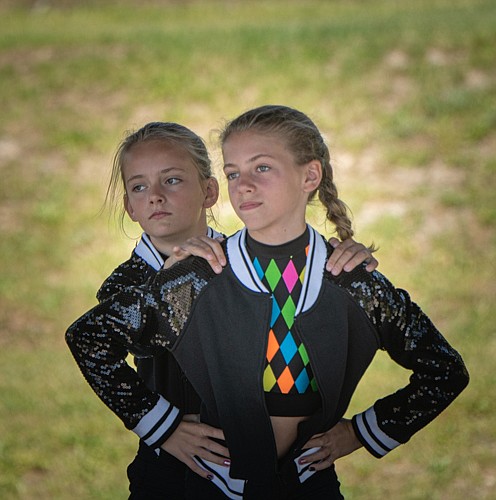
[123,140,218,255]
[222,131,321,245]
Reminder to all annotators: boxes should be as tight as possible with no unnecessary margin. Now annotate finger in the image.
[185,457,217,479]
[178,239,214,258]
[301,432,326,450]
[198,423,225,440]
[175,240,224,273]
[341,248,371,272]
[203,238,227,267]
[298,447,328,465]
[200,439,230,459]
[326,239,355,272]
[309,456,334,472]
[188,237,226,266]
[365,255,379,272]
[195,448,231,467]
[333,246,374,275]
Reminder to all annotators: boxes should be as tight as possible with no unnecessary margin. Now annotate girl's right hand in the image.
[165,236,226,274]
[161,418,230,479]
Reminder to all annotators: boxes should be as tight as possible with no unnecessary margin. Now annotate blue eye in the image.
[226,172,239,181]
[166,177,181,185]
[132,184,146,192]
[257,165,270,172]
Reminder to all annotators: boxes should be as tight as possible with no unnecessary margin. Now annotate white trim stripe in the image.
[135,228,223,271]
[227,226,326,314]
[134,234,164,271]
[294,446,318,483]
[132,396,180,448]
[227,230,267,293]
[194,457,245,498]
[207,227,224,240]
[355,407,401,456]
[296,226,326,315]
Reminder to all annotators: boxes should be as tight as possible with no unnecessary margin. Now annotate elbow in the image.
[460,364,470,392]
[65,326,73,347]
[453,358,470,397]
[64,320,80,351]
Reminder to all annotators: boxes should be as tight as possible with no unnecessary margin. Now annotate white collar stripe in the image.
[298,227,326,314]
[134,228,223,271]
[207,227,224,239]
[134,233,164,271]
[227,225,326,312]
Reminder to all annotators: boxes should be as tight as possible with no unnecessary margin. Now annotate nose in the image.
[148,183,165,203]
[236,172,254,193]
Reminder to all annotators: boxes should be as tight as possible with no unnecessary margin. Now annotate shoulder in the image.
[97,253,155,301]
[324,265,409,324]
[154,254,218,293]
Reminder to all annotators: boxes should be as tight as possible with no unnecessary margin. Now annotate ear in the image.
[203,177,220,209]
[124,193,138,221]
[302,160,322,193]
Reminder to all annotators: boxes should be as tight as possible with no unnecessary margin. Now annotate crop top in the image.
[246,228,322,416]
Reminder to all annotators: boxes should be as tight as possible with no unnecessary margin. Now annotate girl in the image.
[73,119,377,499]
[91,121,228,498]
[169,106,467,498]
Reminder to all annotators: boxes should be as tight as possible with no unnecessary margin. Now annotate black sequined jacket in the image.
[66,225,469,483]
[70,230,219,451]
[97,233,201,416]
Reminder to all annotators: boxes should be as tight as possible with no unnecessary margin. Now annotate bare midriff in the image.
[270,415,310,458]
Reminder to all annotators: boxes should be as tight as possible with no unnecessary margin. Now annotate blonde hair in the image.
[106,121,215,231]
[220,105,354,241]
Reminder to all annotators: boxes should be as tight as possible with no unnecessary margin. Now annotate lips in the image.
[239,201,261,211]
[149,211,171,219]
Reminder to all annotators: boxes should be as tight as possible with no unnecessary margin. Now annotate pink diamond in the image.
[282,261,299,292]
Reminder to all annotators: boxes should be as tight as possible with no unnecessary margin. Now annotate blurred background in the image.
[0,0,494,498]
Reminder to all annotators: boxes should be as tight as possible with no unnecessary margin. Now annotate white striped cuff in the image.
[132,396,181,449]
[354,407,401,457]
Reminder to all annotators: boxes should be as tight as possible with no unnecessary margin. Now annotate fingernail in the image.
[207,474,214,481]
[298,458,306,465]
[223,459,231,466]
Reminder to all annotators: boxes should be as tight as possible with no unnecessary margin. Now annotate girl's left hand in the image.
[298,419,363,470]
[164,236,226,274]
[326,238,378,276]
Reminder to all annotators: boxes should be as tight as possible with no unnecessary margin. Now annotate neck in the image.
[247,223,307,246]
[148,222,209,256]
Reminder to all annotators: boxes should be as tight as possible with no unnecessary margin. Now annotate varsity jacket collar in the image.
[226,225,328,315]
[134,227,223,271]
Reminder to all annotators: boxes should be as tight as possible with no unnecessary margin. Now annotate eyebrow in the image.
[126,167,184,183]
[223,153,275,170]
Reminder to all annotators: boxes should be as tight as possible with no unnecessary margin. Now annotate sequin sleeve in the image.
[96,254,152,302]
[65,257,214,449]
[331,265,469,458]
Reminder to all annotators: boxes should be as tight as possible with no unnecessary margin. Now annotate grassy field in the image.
[0,0,494,498]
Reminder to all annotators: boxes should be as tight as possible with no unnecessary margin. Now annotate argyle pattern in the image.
[253,245,317,394]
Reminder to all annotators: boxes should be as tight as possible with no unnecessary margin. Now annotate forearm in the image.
[355,285,469,456]
[65,288,183,448]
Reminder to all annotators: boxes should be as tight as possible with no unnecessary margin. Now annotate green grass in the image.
[0,0,494,498]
